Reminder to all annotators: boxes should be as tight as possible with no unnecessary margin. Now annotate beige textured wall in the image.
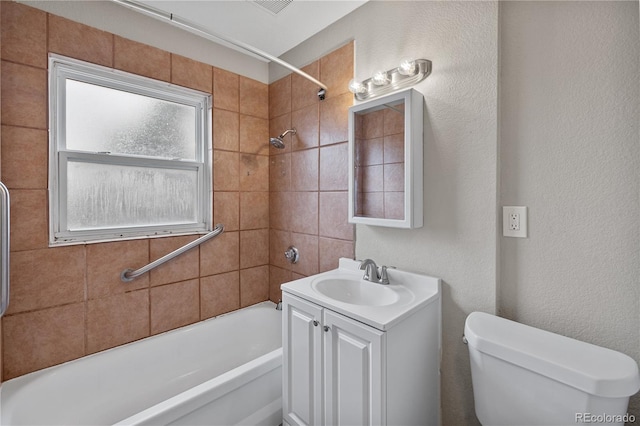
[499,1,639,417]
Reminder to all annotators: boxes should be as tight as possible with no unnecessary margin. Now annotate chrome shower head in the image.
[270,128,296,149]
[270,137,286,149]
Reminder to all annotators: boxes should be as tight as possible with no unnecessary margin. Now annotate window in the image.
[49,54,212,245]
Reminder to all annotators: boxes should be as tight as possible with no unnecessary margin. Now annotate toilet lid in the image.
[464,312,640,398]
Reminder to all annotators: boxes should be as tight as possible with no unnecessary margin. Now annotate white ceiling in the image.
[139,1,367,59]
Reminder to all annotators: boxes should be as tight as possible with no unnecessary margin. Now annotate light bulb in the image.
[372,70,389,86]
[348,78,366,94]
[398,57,416,76]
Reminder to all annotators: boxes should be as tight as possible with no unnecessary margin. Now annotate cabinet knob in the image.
[313,320,319,327]
[323,326,330,332]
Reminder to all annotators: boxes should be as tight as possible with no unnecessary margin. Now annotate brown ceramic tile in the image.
[269,153,291,192]
[290,192,319,235]
[384,163,405,192]
[270,113,292,154]
[48,14,113,67]
[200,231,239,276]
[319,92,352,146]
[1,2,47,68]
[385,192,405,220]
[270,229,291,270]
[362,165,384,193]
[150,279,200,334]
[291,272,306,280]
[319,192,354,241]
[214,191,239,231]
[171,54,212,93]
[291,104,319,151]
[291,148,319,191]
[239,115,269,155]
[8,246,85,314]
[213,109,239,151]
[10,189,47,251]
[239,76,268,119]
[149,235,199,286]
[240,191,269,230]
[213,150,239,191]
[240,154,269,192]
[213,67,239,112]
[270,191,291,232]
[1,61,46,129]
[361,192,384,218]
[114,36,170,82]
[240,229,269,269]
[320,142,349,191]
[269,266,291,303]
[240,266,269,308]
[3,303,85,379]
[1,126,47,189]
[320,42,353,98]
[87,240,149,299]
[362,109,384,139]
[384,133,404,164]
[384,104,405,135]
[269,75,291,119]
[290,233,319,276]
[319,237,354,273]
[201,271,240,319]
[86,289,150,354]
[292,61,320,111]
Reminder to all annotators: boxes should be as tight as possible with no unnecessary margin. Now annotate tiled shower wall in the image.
[0,2,274,380]
[267,43,355,300]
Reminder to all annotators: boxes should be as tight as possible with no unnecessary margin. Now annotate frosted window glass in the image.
[66,161,198,230]
[66,80,197,160]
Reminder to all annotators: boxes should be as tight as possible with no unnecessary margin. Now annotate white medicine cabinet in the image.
[347,88,424,228]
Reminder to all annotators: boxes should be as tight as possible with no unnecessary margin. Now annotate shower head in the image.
[270,137,286,149]
[270,128,296,149]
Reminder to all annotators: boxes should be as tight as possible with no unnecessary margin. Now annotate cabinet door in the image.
[323,309,386,426]
[283,294,323,426]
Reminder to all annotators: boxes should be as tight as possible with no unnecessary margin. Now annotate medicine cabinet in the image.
[347,88,424,228]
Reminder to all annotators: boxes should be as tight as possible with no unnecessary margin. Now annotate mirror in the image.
[348,88,423,228]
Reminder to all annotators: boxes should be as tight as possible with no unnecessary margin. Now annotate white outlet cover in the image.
[503,206,527,238]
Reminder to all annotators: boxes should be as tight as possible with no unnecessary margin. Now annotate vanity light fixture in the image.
[348,58,432,101]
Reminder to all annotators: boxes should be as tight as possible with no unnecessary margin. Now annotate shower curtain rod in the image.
[112,0,328,97]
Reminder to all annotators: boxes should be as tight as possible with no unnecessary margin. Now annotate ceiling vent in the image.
[252,0,293,15]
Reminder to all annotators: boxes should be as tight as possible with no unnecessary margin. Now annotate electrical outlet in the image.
[503,206,527,238]
[509,213,520,230]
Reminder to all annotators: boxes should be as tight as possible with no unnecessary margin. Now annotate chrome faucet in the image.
[359,259,394,285]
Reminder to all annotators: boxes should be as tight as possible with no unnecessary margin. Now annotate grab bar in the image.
[121,224,224,282]
[0,182,10,317]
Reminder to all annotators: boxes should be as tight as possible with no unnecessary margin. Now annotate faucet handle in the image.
[379,266,396,285]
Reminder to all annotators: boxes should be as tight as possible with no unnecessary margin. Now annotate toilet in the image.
[464,312,640,426]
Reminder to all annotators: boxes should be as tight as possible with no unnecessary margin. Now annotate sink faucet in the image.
[359,259,394,285]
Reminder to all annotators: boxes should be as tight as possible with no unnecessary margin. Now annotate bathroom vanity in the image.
[281,258,441,426]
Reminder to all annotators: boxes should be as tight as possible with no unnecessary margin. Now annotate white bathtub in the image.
[0,301,283,426]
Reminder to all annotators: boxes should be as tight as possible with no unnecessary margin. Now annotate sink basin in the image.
[311,278,399,306]
[281,258,440,330]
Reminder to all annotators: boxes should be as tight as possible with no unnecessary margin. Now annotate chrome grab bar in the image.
[0,182,10,317]
[121,223,224,282]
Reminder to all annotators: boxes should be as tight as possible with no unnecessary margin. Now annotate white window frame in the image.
[49,54,213,246]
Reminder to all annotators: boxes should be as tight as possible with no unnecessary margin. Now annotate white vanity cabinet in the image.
[282,270,441,426]
[282,293,385,425]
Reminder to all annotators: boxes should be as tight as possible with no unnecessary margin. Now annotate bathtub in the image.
[0,301,282,426]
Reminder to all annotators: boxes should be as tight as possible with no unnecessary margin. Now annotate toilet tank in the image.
[464,312,640,426]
